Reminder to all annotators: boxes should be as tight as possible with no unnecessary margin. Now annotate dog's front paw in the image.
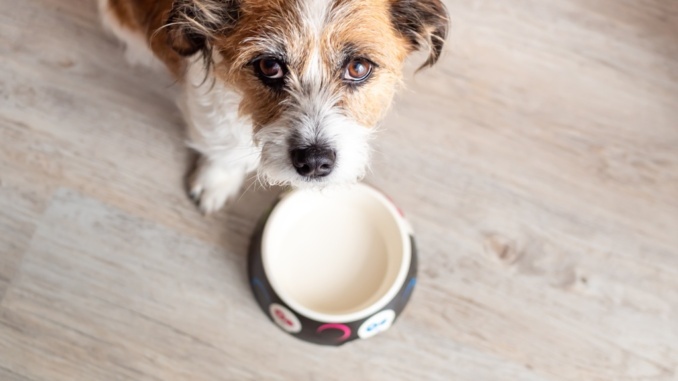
[188,161,248,215]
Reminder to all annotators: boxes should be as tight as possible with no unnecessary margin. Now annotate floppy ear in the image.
[165,0,240,57]
[390,0,449,69]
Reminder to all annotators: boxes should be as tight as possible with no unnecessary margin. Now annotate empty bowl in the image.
[248,183,417,345]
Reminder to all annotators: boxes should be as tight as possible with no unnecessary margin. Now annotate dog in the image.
[98,0,448,214]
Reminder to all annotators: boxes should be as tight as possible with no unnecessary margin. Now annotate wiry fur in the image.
[256,70,373,187]
[99,0,448,214]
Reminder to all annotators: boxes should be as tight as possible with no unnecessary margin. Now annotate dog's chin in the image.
[256,164,367,190]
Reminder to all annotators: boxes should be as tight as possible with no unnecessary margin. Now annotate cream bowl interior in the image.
[262,184,411,323]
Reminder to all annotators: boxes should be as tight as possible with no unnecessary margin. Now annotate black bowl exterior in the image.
[247,196,418,346]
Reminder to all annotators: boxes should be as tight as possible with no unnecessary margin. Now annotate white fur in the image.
[304,46,323,83]
[181,54,261,214]
[300,0,331,81]
[255,74,372,188]
[97,0,163,69]
[302,0,332,36]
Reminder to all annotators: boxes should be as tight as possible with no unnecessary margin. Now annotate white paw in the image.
[189,162,247,215]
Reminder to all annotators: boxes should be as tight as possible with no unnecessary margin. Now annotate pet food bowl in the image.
[248,183,417,346]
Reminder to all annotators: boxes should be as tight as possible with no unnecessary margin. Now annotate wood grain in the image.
[1,0,677,380]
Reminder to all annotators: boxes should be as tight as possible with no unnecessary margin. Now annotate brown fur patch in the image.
[323,0,409,127]
[105,0,189,76]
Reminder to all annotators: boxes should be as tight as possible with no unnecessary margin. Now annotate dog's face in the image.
[167,0,448,187]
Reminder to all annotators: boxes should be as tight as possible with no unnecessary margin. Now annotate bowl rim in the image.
[260,183,412,323]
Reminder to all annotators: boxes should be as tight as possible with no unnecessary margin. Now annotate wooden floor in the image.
[1,0,677,380]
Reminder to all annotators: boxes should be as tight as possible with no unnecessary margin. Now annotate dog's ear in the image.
[165,0,240,56]
[390,0,449,70]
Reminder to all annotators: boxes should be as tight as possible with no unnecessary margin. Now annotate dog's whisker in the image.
[235,174,259,203]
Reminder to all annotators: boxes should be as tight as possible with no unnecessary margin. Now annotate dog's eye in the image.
[255,58,284,79]
[342,58,373,82]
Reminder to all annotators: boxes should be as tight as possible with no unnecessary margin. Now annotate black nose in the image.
[290,146,336,178]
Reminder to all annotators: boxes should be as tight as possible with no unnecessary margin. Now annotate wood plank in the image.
[0,164,52,301]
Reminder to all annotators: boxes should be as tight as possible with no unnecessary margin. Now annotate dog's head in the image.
[166,0,448,187]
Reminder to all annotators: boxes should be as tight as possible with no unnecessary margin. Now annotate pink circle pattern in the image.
[316,323,352,341]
